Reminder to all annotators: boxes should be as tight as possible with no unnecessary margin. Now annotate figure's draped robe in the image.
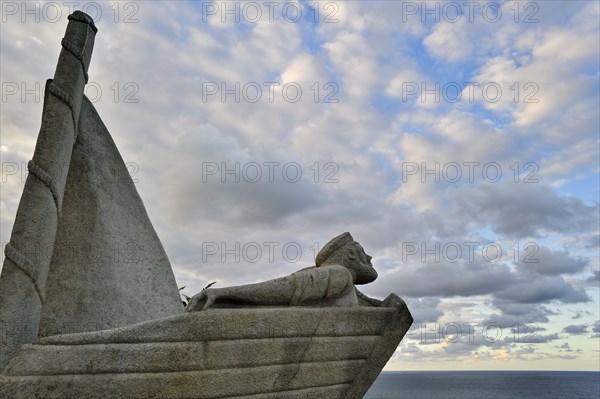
[290,265,359,307]
[0,12,182,371]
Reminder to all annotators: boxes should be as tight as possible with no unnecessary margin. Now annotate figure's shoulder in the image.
[318,264,348,273]
[294,264,351,280]
[296,264,346,273]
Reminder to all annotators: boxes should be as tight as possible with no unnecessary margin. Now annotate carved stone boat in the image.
[1,299,412,398]
[0,11,412,399]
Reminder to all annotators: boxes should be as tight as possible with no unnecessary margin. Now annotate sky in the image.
[0,0,599,371]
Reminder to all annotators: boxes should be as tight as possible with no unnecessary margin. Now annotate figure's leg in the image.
[186,265,356,311]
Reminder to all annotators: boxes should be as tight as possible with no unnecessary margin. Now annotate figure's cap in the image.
[315,232,354,266]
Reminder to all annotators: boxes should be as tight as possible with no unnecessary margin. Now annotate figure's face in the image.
[345,243,378,285]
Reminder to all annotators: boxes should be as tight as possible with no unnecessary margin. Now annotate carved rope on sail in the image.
[62,11,96,84]
[46,80,74,113]
[27,160,60,211]
[3,244,45,304]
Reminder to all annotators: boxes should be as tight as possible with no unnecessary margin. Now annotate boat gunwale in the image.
[35,305,404,345]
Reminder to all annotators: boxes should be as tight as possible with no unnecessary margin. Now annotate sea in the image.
[363,371,600,399]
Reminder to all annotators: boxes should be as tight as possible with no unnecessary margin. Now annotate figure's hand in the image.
[185,288,218,312]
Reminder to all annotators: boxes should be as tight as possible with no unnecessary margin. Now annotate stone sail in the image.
[0,11,182,371]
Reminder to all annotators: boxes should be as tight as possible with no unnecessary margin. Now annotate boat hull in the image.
[1,295,412,399]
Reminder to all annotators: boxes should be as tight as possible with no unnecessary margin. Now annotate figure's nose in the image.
[367,255,372,262]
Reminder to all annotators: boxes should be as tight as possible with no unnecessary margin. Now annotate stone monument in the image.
[0,12,413,398]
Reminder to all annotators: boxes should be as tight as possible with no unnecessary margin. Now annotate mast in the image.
[0,11,97,371]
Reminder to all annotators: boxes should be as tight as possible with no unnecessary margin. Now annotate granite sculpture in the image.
[0,11,413,398]
[186,232,380,311]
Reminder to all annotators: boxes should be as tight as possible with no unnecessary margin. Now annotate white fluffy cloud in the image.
[424,19,473,62]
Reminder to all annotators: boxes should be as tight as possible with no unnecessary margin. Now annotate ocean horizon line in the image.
[381,369,600,373]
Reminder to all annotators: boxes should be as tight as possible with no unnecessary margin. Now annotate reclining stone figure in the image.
[186,232,382,311]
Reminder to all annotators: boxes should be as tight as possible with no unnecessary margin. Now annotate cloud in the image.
[468,2,600,144]
[386,68,427,98]
[423,19,473,62]
[404,297,444,323]
[586,271,600,283]
[485,304,553,328]
[155,124,328,227]
[455,183,599,238]
[391,110,519,211]
[391,260,515,299]
[562,324,589,335]
[525,333,560,344]
[323,30,378,101]
[516,246,588,276]
[494,275,590,305]
[538,139,600,180]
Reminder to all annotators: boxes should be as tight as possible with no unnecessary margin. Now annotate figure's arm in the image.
[185,275,296,311]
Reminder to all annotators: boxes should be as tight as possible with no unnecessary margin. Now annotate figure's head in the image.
[315,232,378,285]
